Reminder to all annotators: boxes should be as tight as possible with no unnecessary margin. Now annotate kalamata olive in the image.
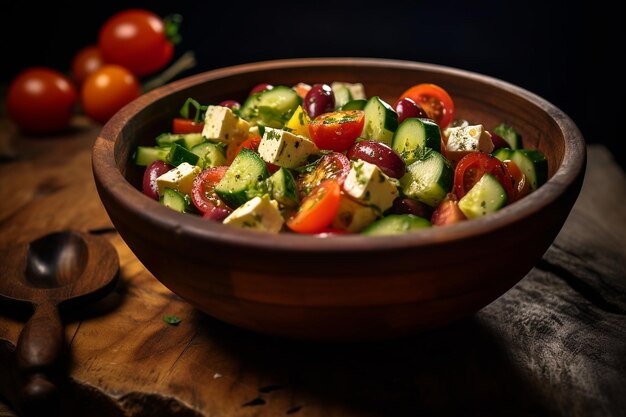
[390,197,432,218]
[219,99,241,110]
[304,83,335,119]
[142,160,173,200]
[394,97,429,123]
[346,140,406,179]
[249,83,273,95]
[489,132,510,151]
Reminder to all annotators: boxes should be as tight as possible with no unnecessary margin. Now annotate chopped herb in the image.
[163,315,182,326]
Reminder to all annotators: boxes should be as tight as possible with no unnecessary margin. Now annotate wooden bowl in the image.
[92,58,585,341]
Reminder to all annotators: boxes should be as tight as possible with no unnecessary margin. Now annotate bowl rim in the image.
[92,57,586,254]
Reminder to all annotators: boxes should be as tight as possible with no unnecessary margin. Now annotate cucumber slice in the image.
[215,148,270,208]
[156,133,205,149]
[166,143,201,167]
[362,96,398,146]
[400,150,453,207]
[493,123,522,149]
[392,117,441,164]
[160,188,188,213]
[511,149,548,190]
[135,146,169,166]
[190,141,226,168]
[267,167,299,207]
[240,86,302,128]
[458,173,508,219]
[332,84,353,109]
[492,147,515,162]
[339,99,367,111]
[362,214,431,236]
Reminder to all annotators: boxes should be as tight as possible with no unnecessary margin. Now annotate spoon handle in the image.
[16,301,63,416]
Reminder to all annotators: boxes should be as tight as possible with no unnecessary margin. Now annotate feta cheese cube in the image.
[223,195,284,233]
[202,105,250,144]
[445,124,494,165]
[258,127,318,168]
[156,162,201,196]
[331,194,378,232]
[343,159,399,213]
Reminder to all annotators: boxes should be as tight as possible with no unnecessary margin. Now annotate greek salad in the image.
[134,81,547,236]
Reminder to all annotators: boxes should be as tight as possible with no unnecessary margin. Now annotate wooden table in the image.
[1,119,625,417]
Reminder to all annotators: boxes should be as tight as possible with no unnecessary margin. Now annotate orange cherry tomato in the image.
[71,45,105,85]
[287,180,341,234]
[308,110,365,152]
[399,83,455,129]
[81,65,141,124]
[6,67,78,134]
[172,118,204,134]
[99,9,174,76]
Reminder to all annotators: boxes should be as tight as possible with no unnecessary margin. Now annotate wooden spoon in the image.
[0,231,119,416]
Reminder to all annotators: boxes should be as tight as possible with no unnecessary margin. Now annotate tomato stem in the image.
[142,50,197,92]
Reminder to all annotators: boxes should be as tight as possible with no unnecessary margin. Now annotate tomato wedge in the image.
[173,118,204,134]
[308,110,365,152]
[399,83,455,129]
[298,152,350,197]
[453,153,515,201]
[431,193,466,226]
[502,159,531,202]
[287,180,341,234]
[191,166,233,221]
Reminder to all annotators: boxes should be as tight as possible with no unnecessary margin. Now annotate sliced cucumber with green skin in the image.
[216,148,270,208]
[190,141,226,168]
[361,96,398,146]
[135,146,170,166]
[493,123,522,149]
[240,86,302,128]
[267,167,299,207]
[156,133,205,149]
[362,214,431,236]
[492,147,515,162]
[166,143,201,167]
[332,84,353,109]
[160,188,188,213]
[339,99,367,111]
[458,173,508,219]
[392,117,441,164]
[511,149,548,190]
[400,150,453,207]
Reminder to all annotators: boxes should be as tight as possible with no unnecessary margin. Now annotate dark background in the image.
[2,1,624,168]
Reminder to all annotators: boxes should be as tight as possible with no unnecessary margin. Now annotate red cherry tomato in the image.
[99,9,174,76]
[399,83,455,129]
[287,180,341,234]
[453,153,515,201]
[71,45,105,85]
[308,110,365,152]
[298,152,350,197]
[431,193,466,226]
[502,160,531,202]
[172,118,204,134]
[81,65,141,124]
[191,166,233,221]
[6,67,78,134]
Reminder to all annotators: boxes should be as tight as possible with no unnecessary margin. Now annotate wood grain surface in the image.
[1,122,625,416]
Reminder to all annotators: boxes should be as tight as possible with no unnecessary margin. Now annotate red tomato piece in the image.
[173,118,204,134]
[399,83,455,129]
[287,180,341,234]
[226,136,278,173]
[7,67,78,134]
[308,110,365,152]
[453,153,515,201]
[431,193,466,226]
[99,9,174,76]
[191,166,233,221]
[503,159,531,202]
[298,152,350,197]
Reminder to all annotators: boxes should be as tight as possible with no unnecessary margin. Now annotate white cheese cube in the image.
[343,160,399,213]
[445,124,494,165]
[202,105,250,144]
[331,193,378,232]
[156,162,201,196]
[258,127,318,168]
[223,195,284,233]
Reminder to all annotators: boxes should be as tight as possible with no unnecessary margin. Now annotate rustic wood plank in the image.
[1,124,624,417]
